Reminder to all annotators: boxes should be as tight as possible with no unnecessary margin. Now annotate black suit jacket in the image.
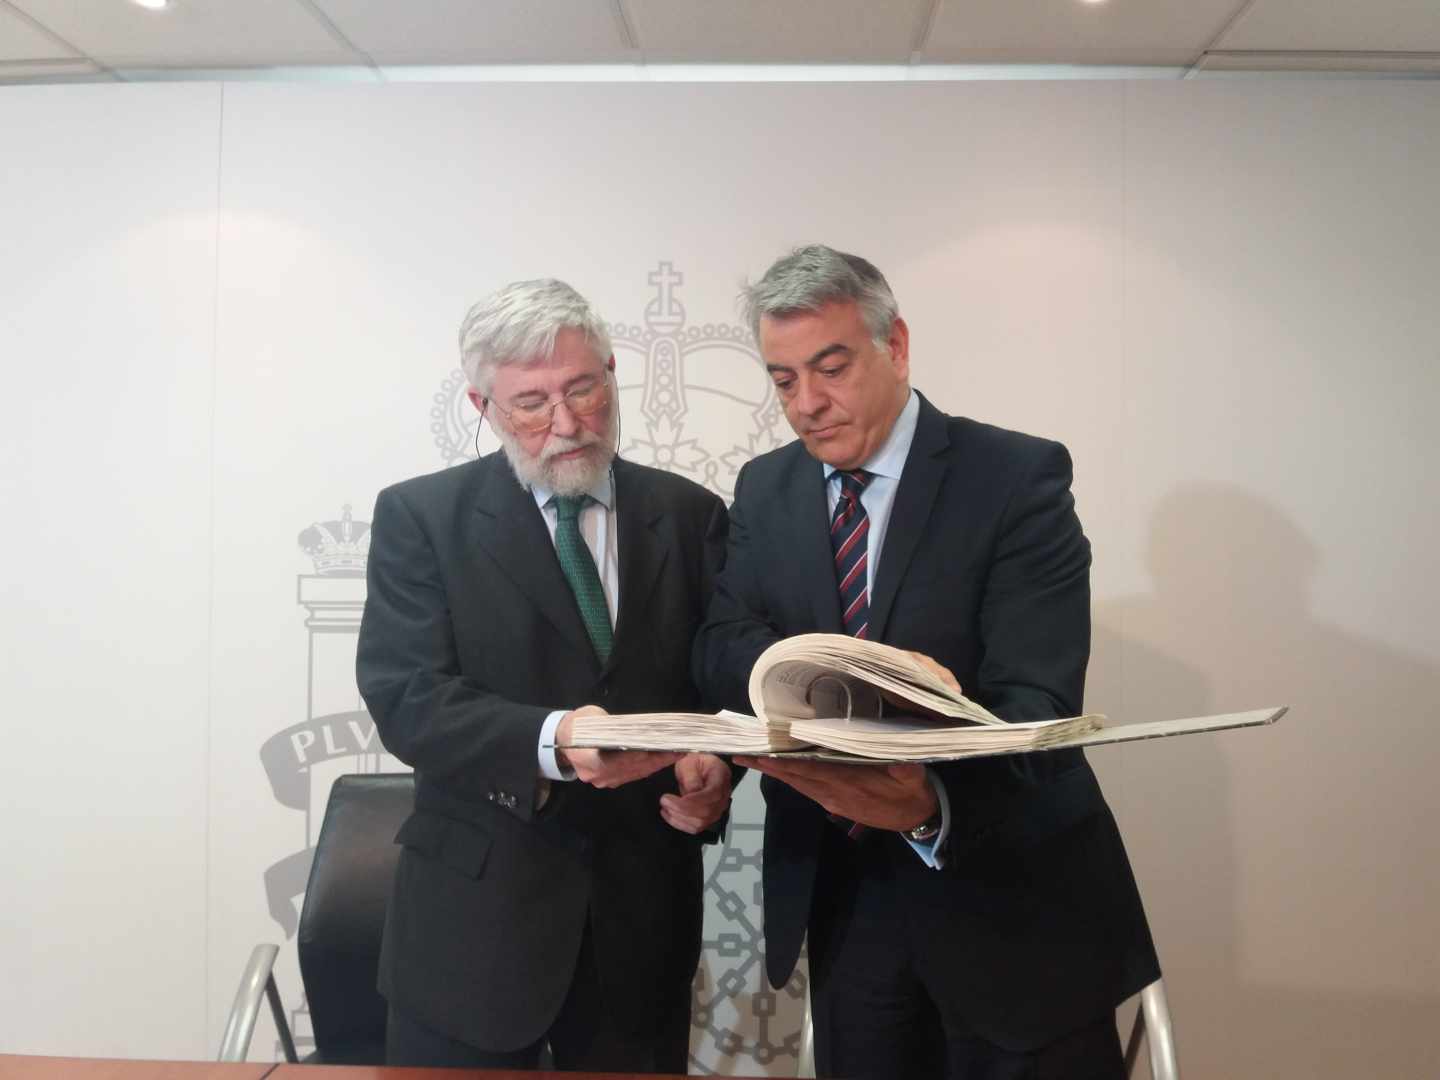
[694,394,1158,1051]
[357,453,727,1052]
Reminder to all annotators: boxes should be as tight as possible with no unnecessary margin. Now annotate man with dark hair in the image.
[695,245,1158,1079]
[359,278,732,1072]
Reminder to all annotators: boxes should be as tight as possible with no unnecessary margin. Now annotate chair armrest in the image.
[1125,977,1180,1080]
[217,943,299,1063]
[1141,978,1178,1080]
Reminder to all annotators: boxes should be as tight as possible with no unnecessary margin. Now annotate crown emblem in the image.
[297,504,370,577]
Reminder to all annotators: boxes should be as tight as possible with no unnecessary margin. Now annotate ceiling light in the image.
[132,0,170,10]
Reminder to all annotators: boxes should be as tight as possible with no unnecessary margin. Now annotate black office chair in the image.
[219,772,414,1064]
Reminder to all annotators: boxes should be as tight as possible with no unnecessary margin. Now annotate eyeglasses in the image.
[488,372,611,435]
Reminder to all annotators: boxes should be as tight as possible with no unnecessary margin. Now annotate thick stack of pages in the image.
[562,633,1286,762]
[567,709,811,755]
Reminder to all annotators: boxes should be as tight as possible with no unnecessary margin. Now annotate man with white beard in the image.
[357,279,732,1072]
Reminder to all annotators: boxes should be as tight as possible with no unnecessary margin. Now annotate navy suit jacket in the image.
[694,393,1158,1051]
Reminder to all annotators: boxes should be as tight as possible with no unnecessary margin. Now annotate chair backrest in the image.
[296,772,414,1063]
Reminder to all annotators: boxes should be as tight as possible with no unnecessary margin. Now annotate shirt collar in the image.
[531,467,615,513]
[822,389,919,483]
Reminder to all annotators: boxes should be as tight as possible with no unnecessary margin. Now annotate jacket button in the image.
[596,681,609,699]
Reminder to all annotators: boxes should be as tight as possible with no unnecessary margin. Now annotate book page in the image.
[783,707,1285,763]
[788,712,1105,761]
[747,659,884,725]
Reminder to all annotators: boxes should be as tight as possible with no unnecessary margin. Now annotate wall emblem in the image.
[257,505,388,1057]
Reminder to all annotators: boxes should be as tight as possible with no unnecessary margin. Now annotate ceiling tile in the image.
[10,0,357,67]
[625,0,932,62]
[313,0,633,63]
[921,0,1240,65]
[0,2,78,61]
[1218,0,1440,53]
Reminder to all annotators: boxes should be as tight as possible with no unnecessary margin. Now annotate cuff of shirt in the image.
[903,767,952,869]
[539,709,577,781]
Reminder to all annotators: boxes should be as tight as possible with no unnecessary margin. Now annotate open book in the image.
[565,633,1286,763]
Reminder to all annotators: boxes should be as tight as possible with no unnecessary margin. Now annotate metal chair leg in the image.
[797,985,816,1078]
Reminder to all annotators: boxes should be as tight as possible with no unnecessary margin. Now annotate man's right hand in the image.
[555,705,681,788]
[906,650,962,692]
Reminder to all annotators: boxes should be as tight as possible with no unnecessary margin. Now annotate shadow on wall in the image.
[1089,485,1440,1079]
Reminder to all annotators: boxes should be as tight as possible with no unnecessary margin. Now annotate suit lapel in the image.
[869,395,951,642]
[610,459,669,671]
[466,456,596,663]
[782,449,844,633]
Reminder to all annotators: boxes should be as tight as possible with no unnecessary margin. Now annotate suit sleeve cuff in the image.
[903,767,952,869]
[539,709,577,781]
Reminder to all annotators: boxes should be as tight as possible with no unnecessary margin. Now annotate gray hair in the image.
[741,245,899,345]
[458,278,613,395]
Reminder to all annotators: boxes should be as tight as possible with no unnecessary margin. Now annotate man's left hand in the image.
[733,756,937,831]
[660,752,733,834]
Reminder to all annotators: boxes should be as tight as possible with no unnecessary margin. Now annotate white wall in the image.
[1,83,220,1058]
[1,78,1436,1076]
[1098,81,1440,1077]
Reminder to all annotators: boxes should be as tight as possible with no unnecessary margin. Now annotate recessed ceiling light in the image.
[132,0,170,10]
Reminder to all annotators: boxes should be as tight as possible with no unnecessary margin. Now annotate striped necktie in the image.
[828,470,873,841]
[552,495,613,664]
[830,470,871,639]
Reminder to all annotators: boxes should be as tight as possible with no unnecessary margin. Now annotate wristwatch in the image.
[903,809,943,844]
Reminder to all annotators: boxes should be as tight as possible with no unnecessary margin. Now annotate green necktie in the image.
[552,495,614,663]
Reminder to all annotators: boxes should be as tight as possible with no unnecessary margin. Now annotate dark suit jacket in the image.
[694,393,1158,1052]
[357,453,727,1052]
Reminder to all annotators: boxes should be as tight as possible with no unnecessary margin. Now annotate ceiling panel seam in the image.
[1209,48,1440,61]
[1186,0,1261,78]
[614,0,640,56]
[911,0,943,61]
[0,0,111,73]
[292,0,381,77]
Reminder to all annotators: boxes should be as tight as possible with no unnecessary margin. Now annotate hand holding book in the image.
[555,704,681,786]
[734,755,939,831]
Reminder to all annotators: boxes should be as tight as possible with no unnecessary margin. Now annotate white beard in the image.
[496,408,618,497]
